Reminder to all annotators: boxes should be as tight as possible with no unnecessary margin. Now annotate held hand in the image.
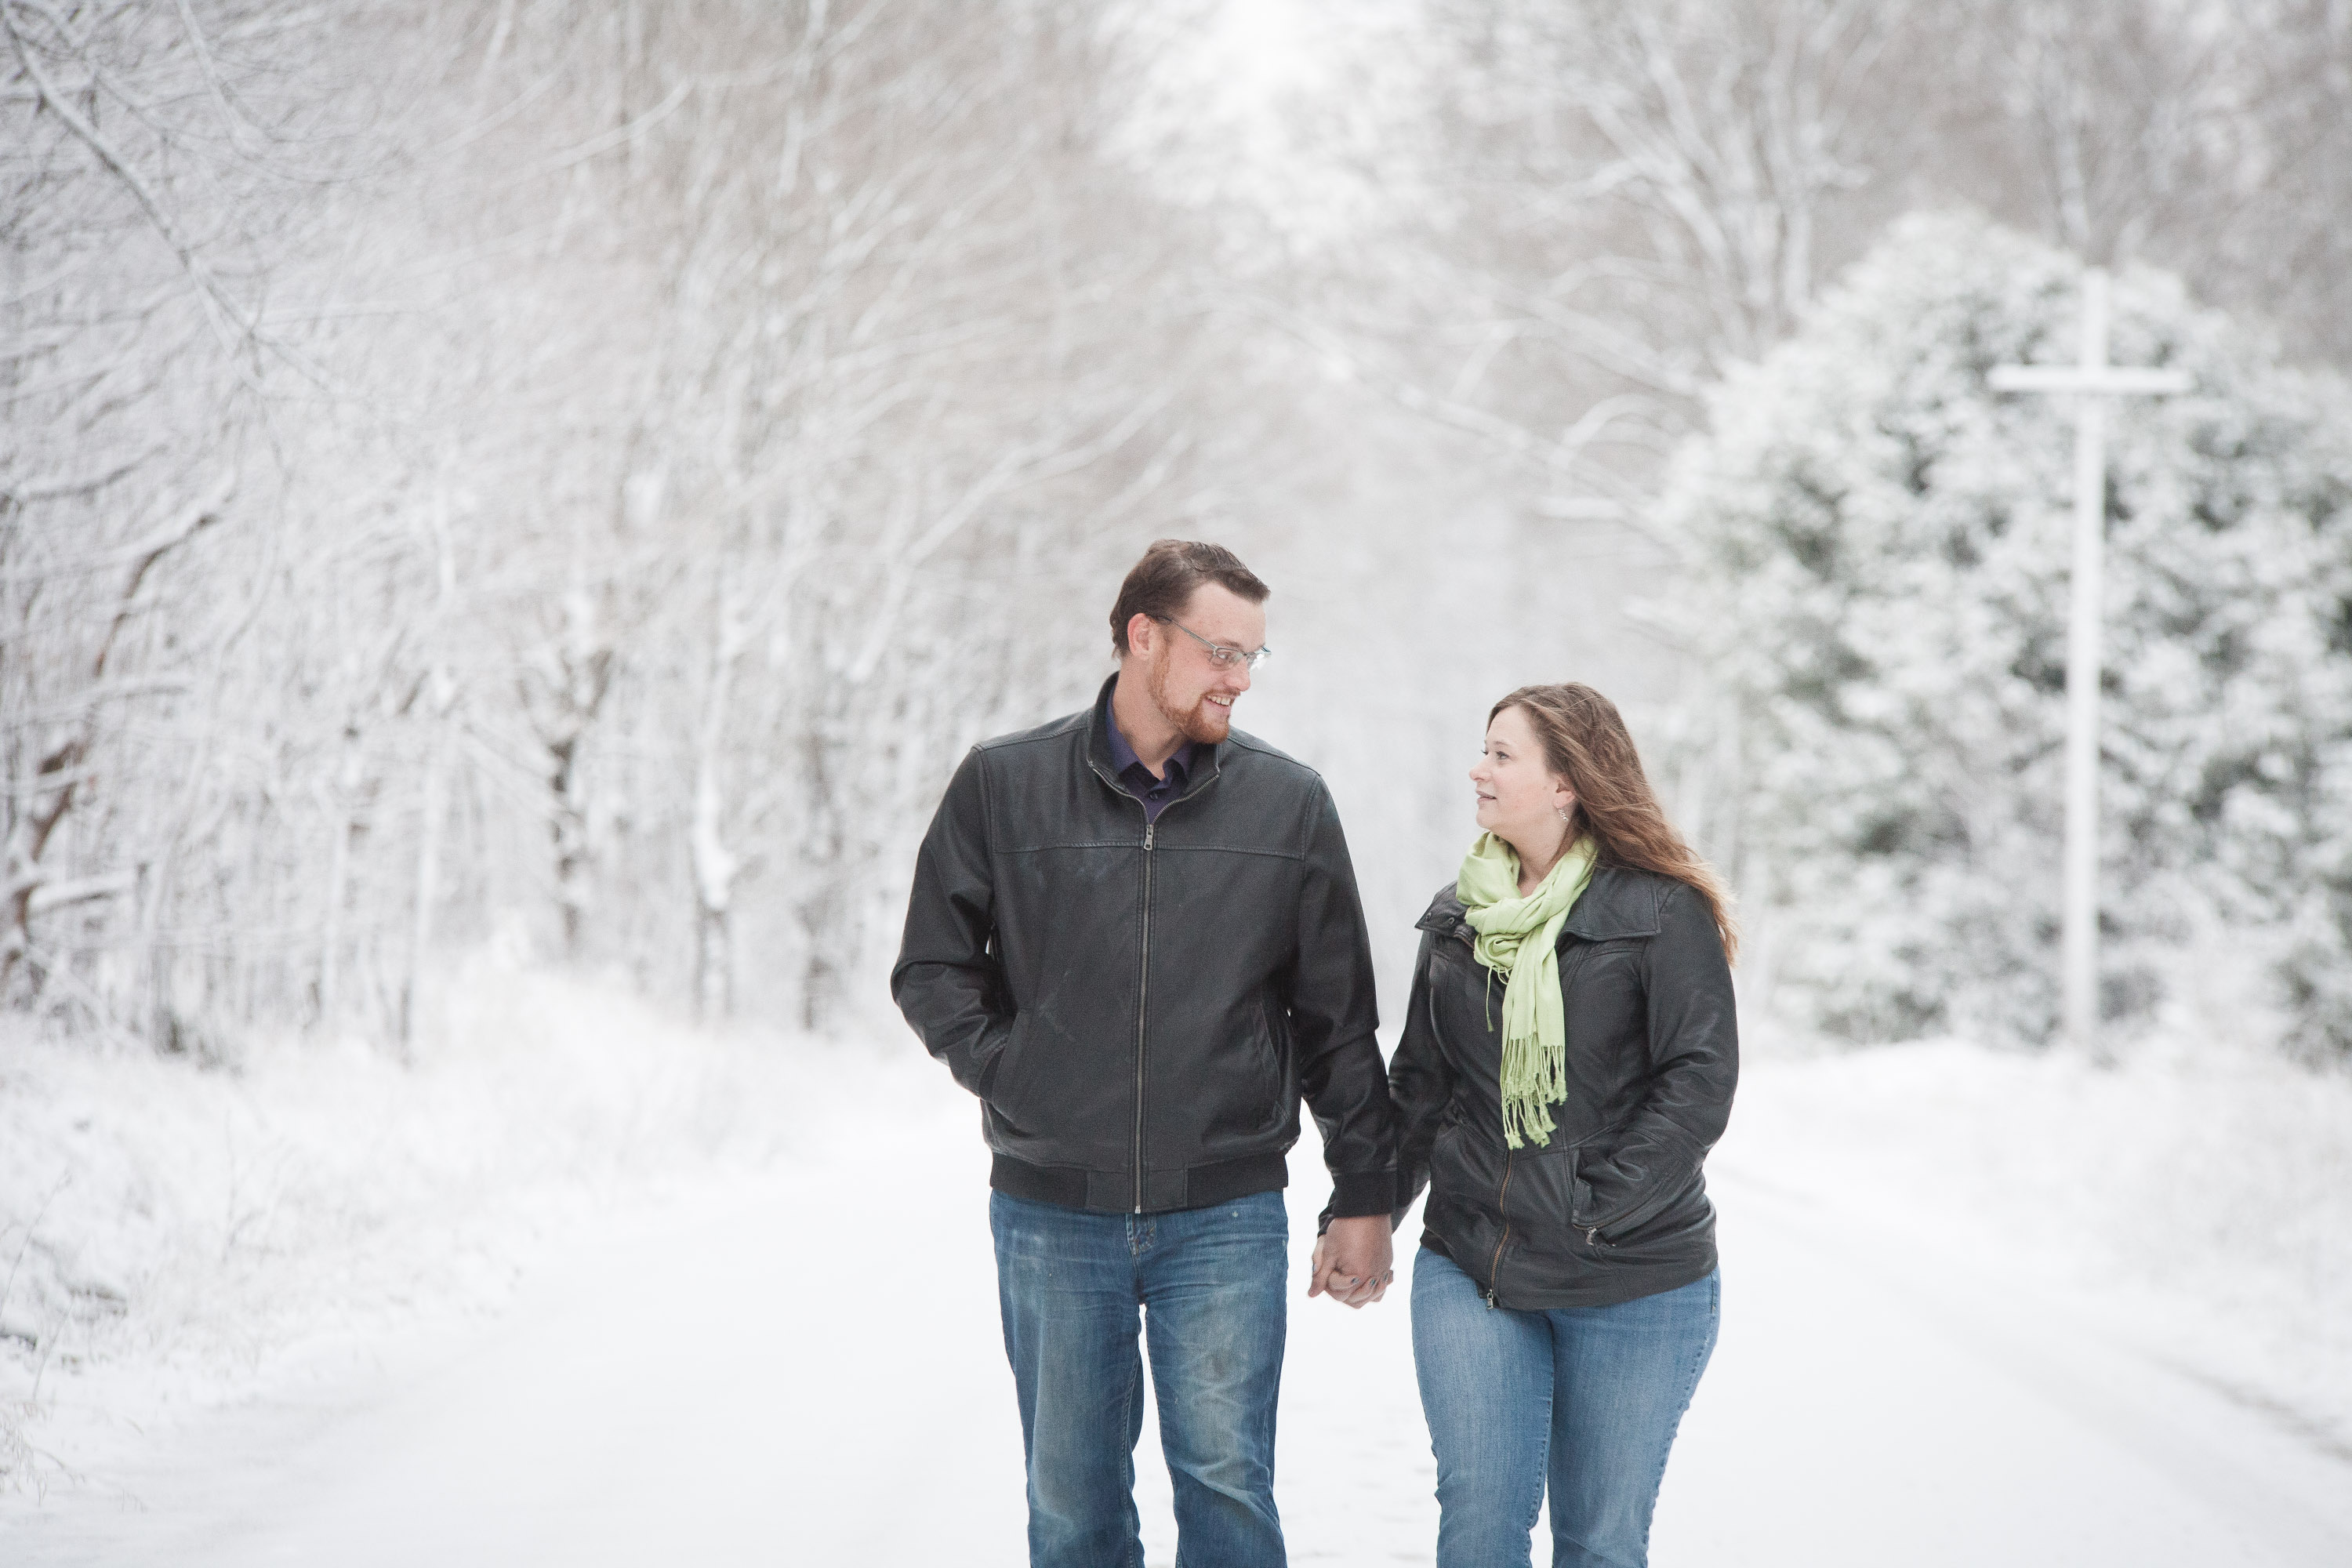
[1306,1214,1394,1309]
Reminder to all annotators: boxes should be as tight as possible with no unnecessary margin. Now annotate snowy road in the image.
[7,1056,2352,1567]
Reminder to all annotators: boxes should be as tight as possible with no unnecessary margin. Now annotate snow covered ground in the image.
[0,960,826,1504]
[1717,1033,2352,1461]
[4,972,2350,1564]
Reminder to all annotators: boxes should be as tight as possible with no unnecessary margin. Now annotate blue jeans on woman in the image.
[1411,1246,1719,1568]
[990,1189,1290,1568]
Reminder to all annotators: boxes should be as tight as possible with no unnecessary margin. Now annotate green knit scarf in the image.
[1457,830,1597,1149]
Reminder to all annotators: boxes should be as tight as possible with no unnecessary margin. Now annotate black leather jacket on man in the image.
[893,677,1397,1218]
[1392,865,1737,1308]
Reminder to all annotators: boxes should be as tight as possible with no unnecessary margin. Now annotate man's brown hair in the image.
[1108,539,1270,654]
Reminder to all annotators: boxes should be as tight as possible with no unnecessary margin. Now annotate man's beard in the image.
[1150,650,1231,744]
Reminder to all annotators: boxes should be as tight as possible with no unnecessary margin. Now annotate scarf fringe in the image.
[1499,1023,1567,1149]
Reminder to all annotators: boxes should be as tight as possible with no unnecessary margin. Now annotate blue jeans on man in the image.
[991,1189,1290,1568]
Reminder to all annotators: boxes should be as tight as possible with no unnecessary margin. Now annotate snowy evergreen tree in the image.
[1661,212,2352,1055]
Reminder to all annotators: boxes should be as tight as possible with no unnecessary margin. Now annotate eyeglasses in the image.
[1165,619,1272,671]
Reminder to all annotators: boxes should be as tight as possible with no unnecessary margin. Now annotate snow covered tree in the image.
[3,1,1274,1048]
[0,0,359,1041]
[1661,212,2352,1055]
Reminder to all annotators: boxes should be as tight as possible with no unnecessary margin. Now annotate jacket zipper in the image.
[1092,750,1216,1218]
[1484,1150,1515,1308]
[1134,819,1153,1213]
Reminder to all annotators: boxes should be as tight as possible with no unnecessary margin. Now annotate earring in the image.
[1557,806,1572,824]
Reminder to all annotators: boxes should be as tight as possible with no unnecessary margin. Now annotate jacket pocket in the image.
[1196,998,1289,1143]
[1497,1145,1605,1255]
[1251,994,1290,1127]
[1424,1128,1506,1284]
[1584,1167,1712,1248]
[983,1018,1034,1125]
[1568,1148,1598,1233]
[1425,1120,1497,1229]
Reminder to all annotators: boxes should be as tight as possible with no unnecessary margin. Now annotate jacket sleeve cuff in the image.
[1323,1170,1396,1221]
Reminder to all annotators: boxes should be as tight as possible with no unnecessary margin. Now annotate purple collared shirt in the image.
[1105,710,1200,824]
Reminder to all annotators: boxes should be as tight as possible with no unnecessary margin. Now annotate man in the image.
[893,539,1397,1568]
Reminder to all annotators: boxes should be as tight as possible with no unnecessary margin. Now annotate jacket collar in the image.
[1084,673,1224,800]
[1416,863,1664,942]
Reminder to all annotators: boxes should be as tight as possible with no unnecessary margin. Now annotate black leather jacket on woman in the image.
[1391,863,1737,1309]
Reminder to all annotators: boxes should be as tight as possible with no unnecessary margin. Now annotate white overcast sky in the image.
[1134,0,1425,242]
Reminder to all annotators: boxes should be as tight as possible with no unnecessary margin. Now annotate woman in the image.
[1391,683,1737,1568]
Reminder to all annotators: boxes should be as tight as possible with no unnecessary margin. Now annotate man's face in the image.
[1143,583,1265,746]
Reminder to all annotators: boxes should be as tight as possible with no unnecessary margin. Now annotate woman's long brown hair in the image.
[1491,683,1740,964]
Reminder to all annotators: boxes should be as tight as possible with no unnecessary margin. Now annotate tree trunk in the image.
[690,578,746,1021]
[403,728,447,1054]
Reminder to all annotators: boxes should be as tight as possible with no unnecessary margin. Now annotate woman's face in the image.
[1471,704,1574,855]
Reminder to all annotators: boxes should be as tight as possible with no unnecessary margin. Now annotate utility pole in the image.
[1989,269,2190,1059]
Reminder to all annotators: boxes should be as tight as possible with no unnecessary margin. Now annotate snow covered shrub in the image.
[1659,212,2352,1053]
